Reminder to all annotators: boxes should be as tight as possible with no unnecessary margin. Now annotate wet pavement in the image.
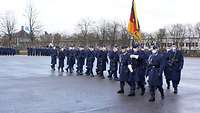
[0,56,200,113]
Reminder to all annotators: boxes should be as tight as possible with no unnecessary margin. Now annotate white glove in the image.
[128,64,134,73]
[130,55,139,59]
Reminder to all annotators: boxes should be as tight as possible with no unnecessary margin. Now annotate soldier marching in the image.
[49,44,184,102]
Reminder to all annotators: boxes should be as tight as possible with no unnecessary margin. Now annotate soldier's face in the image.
[113,48,118,52]
[166,48,171,52]
[152,49,158,54]
[133,48,138,52]
[121,48,126,53]
[172,46,177,52]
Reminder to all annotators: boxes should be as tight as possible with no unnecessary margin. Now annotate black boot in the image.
[174,87,178,94]
[117,90,124,94]
[161,91,165,100]
[70,68,73,73]
[65,67,68,72]
[90,74,94,77]
[166,80,170,89]
[108,75,112,80]
[100,76,105,79]
[128,90,135,96]
[149,92,155,102]
[117,84,124,94]
[141,87,145,96]
[114,77,119,81]
[149,96,155,102]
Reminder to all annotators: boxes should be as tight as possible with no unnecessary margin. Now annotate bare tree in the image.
[155,28,167,48]
[95,20,108,46]
[24,0,42,43]
[77,18,94,47]
[167,24,186,49]
[106,21,120,46]
[185,24,195,51]
[0,12,16,47]
[195,22,200,41]
[119,22,129,46]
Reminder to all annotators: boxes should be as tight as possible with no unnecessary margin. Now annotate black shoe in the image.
[141,88,145,96]
[161,95,165,100]
[149,97,155,102]
[85,72,89,75]
[108,77,112,80]
[114,77,119,81]
[167,86,170,89]
[100,76,105,79]
[128,93,135,96]
[117,90,124,94]
[65,68,68,72]
[174,89,178,94]
[90,75,94,77]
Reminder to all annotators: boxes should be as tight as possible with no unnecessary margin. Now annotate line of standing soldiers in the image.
[50,44,184,102]
[27,47,51,56]
[0,47,17,56]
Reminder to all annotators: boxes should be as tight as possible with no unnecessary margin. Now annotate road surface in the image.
[0,56,200,113]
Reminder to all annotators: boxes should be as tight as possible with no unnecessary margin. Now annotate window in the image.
[179,43,184,47]
[195,43,198,47]
[167,43,172,47]
[192,43,195,47]
[186,43,189,47]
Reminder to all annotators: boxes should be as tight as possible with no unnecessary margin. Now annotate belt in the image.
[151,65,160,68]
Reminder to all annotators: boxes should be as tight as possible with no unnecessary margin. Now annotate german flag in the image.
[128,0,142,42]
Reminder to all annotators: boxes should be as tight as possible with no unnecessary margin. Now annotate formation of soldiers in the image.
[50,44,184,102]
[27,47,52,56]
[0,47,17,56]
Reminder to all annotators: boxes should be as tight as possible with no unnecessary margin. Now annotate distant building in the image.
[14,26,31,48]
[143,37,200,50]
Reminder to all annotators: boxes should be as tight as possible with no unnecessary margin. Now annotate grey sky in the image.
[0,0,199,34]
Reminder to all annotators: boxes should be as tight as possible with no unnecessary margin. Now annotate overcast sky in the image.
[0,0,200,34]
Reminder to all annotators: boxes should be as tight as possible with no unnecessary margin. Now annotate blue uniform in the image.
[118,51,135,96]
[76,49,86,75]
[95,49,101,75]
[85,49,95,76]
[50,49,57,70]
[119,52,130,82]
[0,47,17,56]
[162,50,173,88]
[66,49,76,73]
[97,50,108,78]
[129,50,146,95]
[167,50,184,92]
[108,50,119,80]
[146,52,165,101]
[58,50,65,72]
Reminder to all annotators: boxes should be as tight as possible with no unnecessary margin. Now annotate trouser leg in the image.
[117,81,125,94]
[138,81,145,96]
[166,79,171,89]
[69,66,73,73]
[149,86,155,102]
[113,71,118,78]
[51,64,55,70]
[172,80,179,94]
[158,86,164,99]
[127,81,135,96]
[99,70,105,79]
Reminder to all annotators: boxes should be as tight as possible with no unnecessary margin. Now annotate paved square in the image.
[0,56,200,113]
